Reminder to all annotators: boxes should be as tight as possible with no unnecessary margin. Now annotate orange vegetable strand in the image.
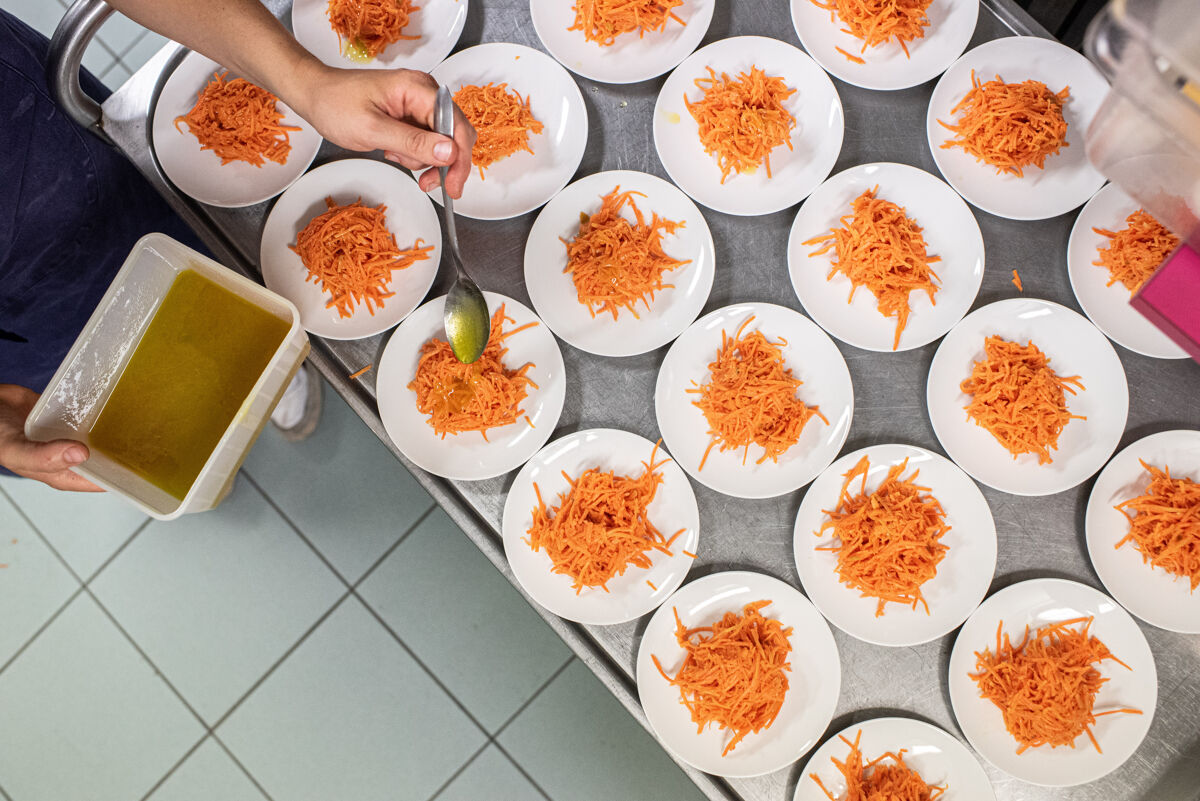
[1092,209,1179,296]
[453,83,544,179]
[811,0,934,60]
[1011,269,1023,292]
[174,72,300,167]
[810,729,947,801]
[1115,460,1200,591]
[568,0,685,46]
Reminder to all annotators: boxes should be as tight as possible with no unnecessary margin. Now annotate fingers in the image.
[369,115,457,173]
[36,468,104,493]
[383,150,429,171]
[6,438,90,476]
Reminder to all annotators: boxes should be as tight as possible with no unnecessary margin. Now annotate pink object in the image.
[1132,244,1200,363]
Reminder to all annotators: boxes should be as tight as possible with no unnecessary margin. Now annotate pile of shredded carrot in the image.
[1115,460,1200,591]
[817,454,950,617]
[453,83,544,179]
[653,600,793,756]
[810,729,947,801]
[290,197,433,319]
[688,317,828,471]
[526,441,685,593]
[685,66,797,184]
[567,0,685,46]
[960,336,1086,465]
[803,187,941,350]
[810,0,933,63]
[408,304,538,439]
[971,617,1142,754]
[174,72,299,167]
[563,186,690,320]
[1093,210,1180,296]
[939,70,1071,177]
[327,0,420,61]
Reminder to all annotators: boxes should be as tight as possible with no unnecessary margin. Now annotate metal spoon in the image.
[434,86,490,364]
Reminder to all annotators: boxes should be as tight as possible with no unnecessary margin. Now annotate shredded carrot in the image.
[1115,460,1200,591]
[408,304,539,439]
[960,336,1085,464]
[685,66,797,184]
[348,364,373,380]
[939,70,1070,177]
[563,186,690,320]
[688,317,828,471]
[682,550,698,559]
[526,441,683,593]
[453,83,544,179]
[568,0,684,46]
[327,0,420,61]
[817,455,950,616]
[1012,269,1023,292]
[812,0,933,61]
[834,45,867,64]
[803,187,941,350]
[971,617,1142,754]
[647,580,659,591]
[290,197,433,319]
[174,72,300,167]
[653,600,793,756]
[810,729,947,801]
[1093,210,1179,296]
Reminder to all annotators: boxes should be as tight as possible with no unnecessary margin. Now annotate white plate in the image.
[793,444,997,646]
[926,37,1108,220]
[524,170,716,357]
[530,0,714,84]
[636,570,840,777]
[655,303,854,499]
[426,43,588,220]
[926,298,1128,496]
[787,162,985,352]
[501,428,700,624]
[653,36,845,216]
[376,291,566,480]
[260,159,441,340]
[1068,183,1188,360]
[789,0,978,91]
[292,0,467,72]
[1086,429,1200,633]
[151,52,322,208]
[794,717,996,801]
[948,578,1157,786]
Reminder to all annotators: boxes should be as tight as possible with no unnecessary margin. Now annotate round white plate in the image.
[655,303,854,499]
[260,159,441,340]
[1086,429,1200,633]
[530,0,714,84]
[1068,183,1188,359]
[793,444,997,646]
[789,0,978,91]
[427,43,588,220]
[926,37,1109,220]
[787,162,985,352]
[948,578,1157,786]
[794,717,996,801]
[637,570,841,777]
[152,52,322,208]
[292,0,467,72]
[524,170,716,357]
[376,291,566,480]
[653,36,845,216]
[502,428,700,624]
[926,298,1128,496]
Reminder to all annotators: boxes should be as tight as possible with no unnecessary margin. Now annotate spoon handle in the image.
[434,86,464,275]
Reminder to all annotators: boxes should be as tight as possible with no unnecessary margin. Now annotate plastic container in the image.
[25,233,309,519]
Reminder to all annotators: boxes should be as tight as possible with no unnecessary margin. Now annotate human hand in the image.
[0,385,102,492]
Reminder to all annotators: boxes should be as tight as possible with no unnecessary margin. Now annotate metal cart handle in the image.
[47,0,115,144]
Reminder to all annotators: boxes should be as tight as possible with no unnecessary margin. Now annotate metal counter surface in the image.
[99,3,1200,800]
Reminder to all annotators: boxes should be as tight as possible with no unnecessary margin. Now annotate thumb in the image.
[371,115,456,166]
[8,438,89,475]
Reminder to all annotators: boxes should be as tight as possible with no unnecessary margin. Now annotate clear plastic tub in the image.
[25,233,309,519]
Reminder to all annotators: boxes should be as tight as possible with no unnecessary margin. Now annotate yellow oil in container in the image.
[89,269,290,500]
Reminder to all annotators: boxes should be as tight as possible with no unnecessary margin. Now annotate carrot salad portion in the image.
[408,305,538,439]
[818,455,950,617]
[453,83,544,179]
[1115,460,1200,591]
[688,317,828,471]
[174,72,300,167]
[1093,210,1179,296]
[971,617,1142,754]
[290,197,433,319]
[568,0,685,46]
[327,0,420,61]
[810,729,947,801]
[960,336,1085,464]
[803,187,941,350]
[939,70,1070,177]
[685,66,797,183]
[811,0,934,61]
[653,600,792,756]
[563,186,690,320]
